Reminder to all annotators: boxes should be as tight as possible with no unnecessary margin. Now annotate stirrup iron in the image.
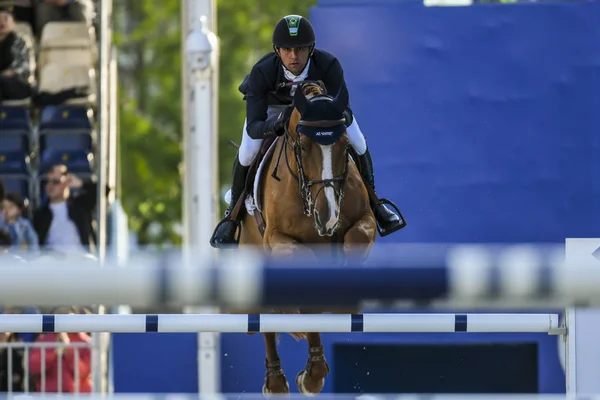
[375,198,407,237]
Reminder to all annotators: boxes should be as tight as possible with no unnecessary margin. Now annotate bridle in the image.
[273,82,350,218]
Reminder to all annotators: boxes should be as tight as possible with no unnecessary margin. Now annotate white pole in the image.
[181,0,192,251]
[184,0,220,395]
[0,313,560,333]
[107,47,118,205]
[93,0,114,392]
[191,36,217,256]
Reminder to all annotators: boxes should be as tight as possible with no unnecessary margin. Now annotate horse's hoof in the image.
[296,370,324,397]
[262,381,290,397]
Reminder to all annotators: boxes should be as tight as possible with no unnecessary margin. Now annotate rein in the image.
[270,81,350,217]
[271,118,350,218]
[277,80,327,92]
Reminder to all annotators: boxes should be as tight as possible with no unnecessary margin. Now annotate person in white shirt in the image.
[32,164,98,255]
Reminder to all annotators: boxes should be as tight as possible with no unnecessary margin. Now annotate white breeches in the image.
[238,108,368,167]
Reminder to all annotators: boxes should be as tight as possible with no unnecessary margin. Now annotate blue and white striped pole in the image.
[0,313,560,334]
[0,245,598,308]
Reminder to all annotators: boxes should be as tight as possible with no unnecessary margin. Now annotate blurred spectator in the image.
[0,331,29,392]
[0,228,11,253]
[0,4,34,102]
[32,164,98,255]
[10,1,33,27]
[1,192,39,254]
[35,0,94,38]
[29,307,92,393]
[0,228,27,264]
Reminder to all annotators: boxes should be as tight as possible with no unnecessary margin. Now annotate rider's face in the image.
[277,47,311,75]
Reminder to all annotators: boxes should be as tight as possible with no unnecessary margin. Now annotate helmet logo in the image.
[285,15,301,37]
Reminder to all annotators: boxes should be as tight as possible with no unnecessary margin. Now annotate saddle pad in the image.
[252,137,279,213]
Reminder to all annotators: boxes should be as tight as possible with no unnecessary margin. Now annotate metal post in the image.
[184,0,220,395]
[181,0,192,251]
[96,0,112,263]
[93,0,113,393]
[564,238,600,396]
[108,46,119,204]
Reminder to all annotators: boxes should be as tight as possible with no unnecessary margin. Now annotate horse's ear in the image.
[293,85,309,115]
[331,82,349,113]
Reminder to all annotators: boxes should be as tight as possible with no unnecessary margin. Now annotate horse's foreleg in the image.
[264,230,315,260]
[264,229,311,338]
[296,332,329,396]
[262,333,290,396]
[343,214,377,263]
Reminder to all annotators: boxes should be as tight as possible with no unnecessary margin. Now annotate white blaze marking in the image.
[319,144,338,231]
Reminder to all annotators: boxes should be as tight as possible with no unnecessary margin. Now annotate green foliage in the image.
[114,0,317,244]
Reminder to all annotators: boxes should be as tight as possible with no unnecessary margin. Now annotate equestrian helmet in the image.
[272,15,316,48]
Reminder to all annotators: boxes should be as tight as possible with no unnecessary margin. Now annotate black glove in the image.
[272,106,294,136]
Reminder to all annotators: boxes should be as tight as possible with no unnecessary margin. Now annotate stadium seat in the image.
[0,98,31,107]
[39,133,93,155]
[0,106,31,135]
[0,150,31,205]
[39,149,93,175]
[39,22,98,70]
[0,176,30,201]
[39,63,97,105]
[0,152,29,175]
[0,132,29,153]
[38,105,94,132]
[40,21,95,48]
[39,48,94,70]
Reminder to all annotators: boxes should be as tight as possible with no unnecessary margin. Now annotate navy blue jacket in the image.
[238,49,347,139]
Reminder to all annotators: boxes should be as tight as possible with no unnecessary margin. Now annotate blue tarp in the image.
[116,2,600,395]
[311,2,600,244]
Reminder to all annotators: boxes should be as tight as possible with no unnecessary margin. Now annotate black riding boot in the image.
[209,155,250,248]
[356,147,405,236]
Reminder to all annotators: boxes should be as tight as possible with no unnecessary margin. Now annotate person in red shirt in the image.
[29,307,92,393]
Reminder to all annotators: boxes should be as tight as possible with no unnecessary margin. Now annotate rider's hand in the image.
[273,106,294,136]
[273,114,286,136]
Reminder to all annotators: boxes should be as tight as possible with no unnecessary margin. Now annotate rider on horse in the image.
[210,15,404,248]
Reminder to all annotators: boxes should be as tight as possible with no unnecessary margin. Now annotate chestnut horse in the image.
[237,82,377,396]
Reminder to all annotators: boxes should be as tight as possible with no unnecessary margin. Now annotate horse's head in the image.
[288,81,350,237]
